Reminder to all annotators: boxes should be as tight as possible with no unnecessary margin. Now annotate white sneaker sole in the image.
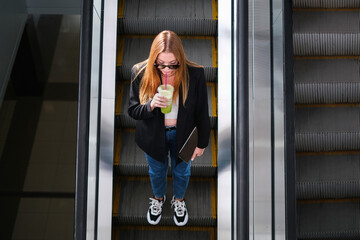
[147,210,161,225]
[174,213,188,226]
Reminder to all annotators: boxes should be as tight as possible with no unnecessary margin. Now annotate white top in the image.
[165,95,179,120]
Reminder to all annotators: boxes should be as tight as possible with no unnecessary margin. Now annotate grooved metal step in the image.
[113,177,217,226]
[293,0,360,8]
[295,106,360,152]
[114,129,217,177]
[118,0,217,35]
[293,11,360,56]
[297,200,360,239]
[294,58,360,104]
[113,226,216,240]
[296,153,360,199]
[116,36,218,82]
[115,81,217,129]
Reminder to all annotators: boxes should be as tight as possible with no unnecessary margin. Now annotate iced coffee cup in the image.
[157,84,174,114]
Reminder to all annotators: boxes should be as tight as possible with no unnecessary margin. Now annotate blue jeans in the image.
[145,129,191,200]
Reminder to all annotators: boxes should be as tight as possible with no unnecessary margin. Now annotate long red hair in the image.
[132,30,202,105]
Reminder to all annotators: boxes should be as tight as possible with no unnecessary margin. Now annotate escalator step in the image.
[296,153,360,199]
[112,177,217,226]
[115,81,217,128]
[297,199,360,239]
[293,0,360,8]
[114,129,217,177]
[293,10,360,56]
[117,35,217,82]
[118,0,217,35]
[294,58,360,104]
[295,106,360,152]
[113,226,215,240]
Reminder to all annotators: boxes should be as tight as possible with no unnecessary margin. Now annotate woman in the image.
[128,30,210,226]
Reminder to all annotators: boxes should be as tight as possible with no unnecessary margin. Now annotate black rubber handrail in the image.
[284,0,297,239]
[236,0,249,239]
[74,0,93,239]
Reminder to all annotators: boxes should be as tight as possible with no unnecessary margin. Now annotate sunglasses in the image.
[154,63,180,69]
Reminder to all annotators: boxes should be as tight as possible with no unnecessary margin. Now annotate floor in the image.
[0,15,80,239]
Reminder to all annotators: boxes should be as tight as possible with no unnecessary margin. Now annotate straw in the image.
[165,73,167,90]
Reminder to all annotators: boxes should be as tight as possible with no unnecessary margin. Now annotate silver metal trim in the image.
[249,0,273,238]
[218,0,233,239]
[97,0,118,238]
[86,5,102,240]
[272,0,286,238]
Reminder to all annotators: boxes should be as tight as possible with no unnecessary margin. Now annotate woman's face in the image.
[155,52,179,76]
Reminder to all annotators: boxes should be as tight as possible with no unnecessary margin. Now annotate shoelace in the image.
[171,199,186,217]
[149,198,163,215]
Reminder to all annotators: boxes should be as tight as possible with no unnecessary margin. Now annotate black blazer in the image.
[128,65,211,164]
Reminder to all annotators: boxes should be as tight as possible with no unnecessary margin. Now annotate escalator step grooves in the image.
[297,200,360,239]
[297,181,360,199]
[295,83,360,104]
[296,154,360,199]
[293,33,360,56]
[113,178,217,227]
[296,132,360,152]
[293,0,360,8]
[113,226,216,240]
[118,18,217,36]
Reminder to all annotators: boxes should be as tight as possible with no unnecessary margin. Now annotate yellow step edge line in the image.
[208,82,217,117]
[112,227,120,240]
[211,130,217,167]
[117,82,125,114]
[118,0,125,18]
[124,128,136,132]
[293,8,360,12]
[117,36,125,66]
[115,225,215,232]
[211,178,217,219]
[112,178,121,216]
[295,103,360,108]
[297,198,360,204]
[212,0,218,20]
[210,228,215,240]
[297,151,360,156]
[212,38,218,68]
[114,130,122,165]
[295,56,360,60]
[115,83,122,115]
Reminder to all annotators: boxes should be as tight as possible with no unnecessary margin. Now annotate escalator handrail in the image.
[74,0,93,239]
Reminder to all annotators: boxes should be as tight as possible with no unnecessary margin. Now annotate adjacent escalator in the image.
[293,1,360,239]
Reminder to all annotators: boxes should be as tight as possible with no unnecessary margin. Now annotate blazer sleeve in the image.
[128,73,154,120]
[195,68,211,148]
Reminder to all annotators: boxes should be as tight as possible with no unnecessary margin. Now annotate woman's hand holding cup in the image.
[150,93,170,111]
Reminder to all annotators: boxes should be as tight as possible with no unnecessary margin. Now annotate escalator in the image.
[112,0,218,238]
[293,1,360,239]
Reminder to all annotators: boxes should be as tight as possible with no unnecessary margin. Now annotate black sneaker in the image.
[171,196,188,226]
[147,196,166,225]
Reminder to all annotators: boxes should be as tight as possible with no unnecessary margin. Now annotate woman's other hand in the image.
[150,93,169,111]
[191,147,205,161]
